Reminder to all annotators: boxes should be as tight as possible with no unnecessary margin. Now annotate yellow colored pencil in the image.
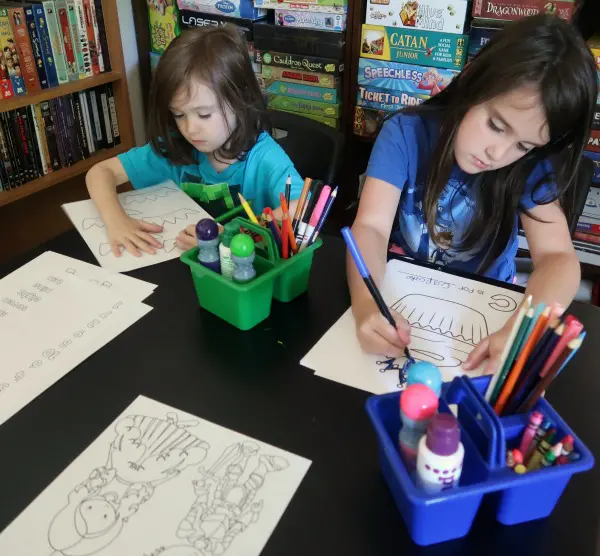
[238,193,259,225]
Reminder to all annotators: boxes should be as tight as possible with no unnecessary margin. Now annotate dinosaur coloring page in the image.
[63,182,212,273]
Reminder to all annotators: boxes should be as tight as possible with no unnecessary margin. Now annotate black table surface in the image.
[1,231,599,556]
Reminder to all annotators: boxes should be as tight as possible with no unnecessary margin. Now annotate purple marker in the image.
[195,218,221,274]
[416,413,464,493]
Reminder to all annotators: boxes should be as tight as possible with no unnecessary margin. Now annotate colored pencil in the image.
[285,174,291,206]
[494,306,552,415]
[538,317,583,378]
[292,178,312,234]
[280,192,298,254]
[486,296,532,405]
[307,187,337,246]
[517,334,585,413]
[238,193,259,225]
[264,213,283,256]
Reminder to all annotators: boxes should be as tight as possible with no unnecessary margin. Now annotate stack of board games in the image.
[0,84,120,192]
[355,0,469,138]
[178,10,265,75]
[0,1,110,98]
[252,16,346,129]
[584,35,600,175]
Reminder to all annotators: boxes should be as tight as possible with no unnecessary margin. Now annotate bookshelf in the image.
[0,0,135,206]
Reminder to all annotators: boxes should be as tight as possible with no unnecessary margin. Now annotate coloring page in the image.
[301,259,524,394]
[0,262,151,426]
[0,396,311,556]
[63,182,212,273]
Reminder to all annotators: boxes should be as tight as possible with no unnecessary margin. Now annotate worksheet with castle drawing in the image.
[0,396,310,556]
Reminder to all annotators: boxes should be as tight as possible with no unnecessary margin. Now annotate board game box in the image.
[270,106,339,128]
[357,58,458,95]
[587,130,600,154]
[256,50,344,74]
[176,0,267,19]
[261,65,340,88]
[262,79,340,103]
[471,0,574,22]
[353,105,388,137]
[266,93,341,117]
[467,18,504,59]
[179,10,263,40]
[365,0,469,34]
[254,0,347,13]
[149,0,181,54]
[360,24,468,69]
[275,9,346,30]
[583,151,600,184]
[357,84,427,111]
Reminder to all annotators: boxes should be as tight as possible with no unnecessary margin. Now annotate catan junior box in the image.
[360,24,468,70]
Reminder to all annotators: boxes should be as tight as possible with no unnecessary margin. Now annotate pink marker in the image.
[519,411,544,457]
[299,186,331,251]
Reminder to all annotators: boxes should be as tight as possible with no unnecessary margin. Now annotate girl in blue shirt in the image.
[86,26,302,258]
[348,16,596,375]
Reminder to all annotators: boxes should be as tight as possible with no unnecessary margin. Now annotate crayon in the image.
[518,411,544,456]
[514,464,527,474]
[512,449,524,466]
[525,419,552,462]
[342,226,413,363]
[527,428,557,470]
[238,193,260,225]
[540,444,560,469]
[556,436,574,465]
[485,296,532,402]
[506,450,515,468]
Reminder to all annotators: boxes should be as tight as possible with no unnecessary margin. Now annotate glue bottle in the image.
[399,384,439,472]
[195,219,221,274]
[219,222,238,279]
[231,233,256,283]
[416,413,464,493]
[407,361,442,397]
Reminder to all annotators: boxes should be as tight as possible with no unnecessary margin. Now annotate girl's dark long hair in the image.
[147,25,269,165]
[405,15,596,272]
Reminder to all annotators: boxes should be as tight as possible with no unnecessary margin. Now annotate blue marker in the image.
[341,226,413,363]
[407,361,442,397]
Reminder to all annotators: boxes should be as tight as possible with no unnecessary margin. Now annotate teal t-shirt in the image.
[117,132,303,214]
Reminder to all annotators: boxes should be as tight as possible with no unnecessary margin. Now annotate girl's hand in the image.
[462,325,512,375]
[353,297,411,358]
[176,224,197,251]
[106,216,163,257]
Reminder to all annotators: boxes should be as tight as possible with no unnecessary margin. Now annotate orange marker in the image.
[494,306,551,415]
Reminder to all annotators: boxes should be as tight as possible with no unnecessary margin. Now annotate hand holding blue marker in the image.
[342,226,414,363]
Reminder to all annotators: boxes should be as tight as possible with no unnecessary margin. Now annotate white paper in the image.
[63,182,212,273]
[0,396,311,556]
[29,251,157,301]
[301,259,524,395]
[0,259,152,426]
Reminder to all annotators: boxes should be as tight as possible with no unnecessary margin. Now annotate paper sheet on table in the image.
[0,262,152,426]
[26,251,157,301]
[0,395,311,556]
[62,181,212,272]
[301,259,524,395]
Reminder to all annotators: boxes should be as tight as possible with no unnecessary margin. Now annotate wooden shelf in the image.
[0,144,128,208]
[0,72,123,113]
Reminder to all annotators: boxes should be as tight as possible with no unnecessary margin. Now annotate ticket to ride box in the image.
[360,24,468,70]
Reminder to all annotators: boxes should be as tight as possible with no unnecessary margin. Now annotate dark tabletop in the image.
[1,231,599,556]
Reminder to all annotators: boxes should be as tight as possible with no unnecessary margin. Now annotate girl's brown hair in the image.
[147,25,269,165]
[404,15,596,272]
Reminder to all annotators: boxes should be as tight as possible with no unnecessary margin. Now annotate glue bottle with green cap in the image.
[231,233,256,283]
[219,222,238,279]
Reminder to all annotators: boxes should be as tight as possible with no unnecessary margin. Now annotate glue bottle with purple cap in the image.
[195,219,221,274]
[416,413,464,493]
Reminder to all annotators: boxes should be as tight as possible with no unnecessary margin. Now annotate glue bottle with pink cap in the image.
[398,384,439,472]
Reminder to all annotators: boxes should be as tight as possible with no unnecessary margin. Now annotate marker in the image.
[299,185,330,251]
[518,411,544,456]
[296,181,324,247]
[238,193,259,225]
[342,226,413,363]
[306,186,337,247]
